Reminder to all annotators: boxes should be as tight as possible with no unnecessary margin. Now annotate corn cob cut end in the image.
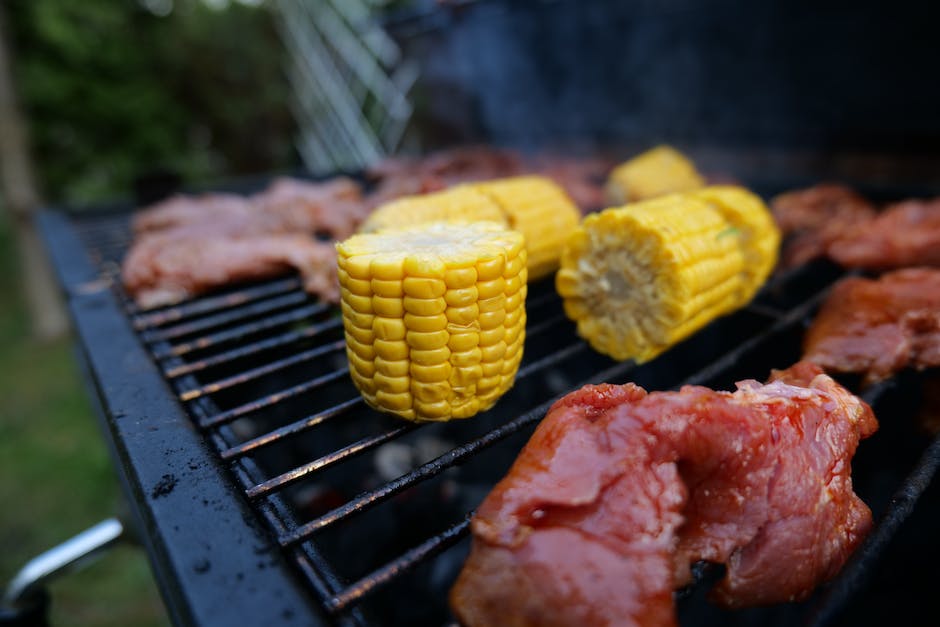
[606,145,705,205]
[471,176,581,281]
[360,186,507,234]
[556,196,746,362]
[338,221,527,422]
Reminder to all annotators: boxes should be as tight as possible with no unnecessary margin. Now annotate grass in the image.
[0,214,168,627]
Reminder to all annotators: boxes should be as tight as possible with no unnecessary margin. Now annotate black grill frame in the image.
[37,181,940,627]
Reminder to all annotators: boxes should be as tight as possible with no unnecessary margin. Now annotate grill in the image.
[35,178,940,627]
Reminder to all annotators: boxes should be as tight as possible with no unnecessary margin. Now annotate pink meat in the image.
[450,362,877,626]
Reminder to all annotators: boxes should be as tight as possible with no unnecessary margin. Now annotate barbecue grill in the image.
[3,173,932,627]
[4,1,940,624]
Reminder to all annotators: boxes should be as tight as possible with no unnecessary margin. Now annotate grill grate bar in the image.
[198,367,350,428]
[165,322,345,378]
[132,277,304,329]
[154,322,366,626]
[860,379,895,406]
[523,312,569,338]
[251,339,592,508]
[279,396,557,545]
[677,287,832,389]
[143,291,318,342]
[743,302,786,319]
[524,290,561,311]
[305,303,856,606]
[156,309,342,360]
[808,427,940,626]
[281,358,641,582]
[246,423,420,500]
[325,517,472,613]
[514,341,587,379]
[178,339,346,401]
[220,397,365,460]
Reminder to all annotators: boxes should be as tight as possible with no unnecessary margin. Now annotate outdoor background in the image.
[1,1,297,625]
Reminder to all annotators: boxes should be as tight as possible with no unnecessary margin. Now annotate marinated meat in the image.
[252,177,367,240]
[803,268,940,384]
[132,177,365,240]
[450,363,876,627]
[528,154,614,211]
[365,146,526,208]
[123,176,364,307]
[365,146,611,211]
[770,184,876,269]
[122,231,338,309]
[366,145,525,186]
[132,193,257,235]
[828,197,940,270]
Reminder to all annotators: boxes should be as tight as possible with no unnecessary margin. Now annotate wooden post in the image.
[0,6,68,340]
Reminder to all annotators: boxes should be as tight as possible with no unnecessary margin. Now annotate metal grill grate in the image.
[51,194,940,626]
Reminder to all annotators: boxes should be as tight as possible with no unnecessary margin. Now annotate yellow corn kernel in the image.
[444,286,479,308]
[445,267,478,289]
[446,304,481,326]
[373,371,410,393]
[343,322,374,345]
[371,278,403,297]
[557,193,756,362]
[448,333,480,352]
[374,357,409,377]
[403,312,448,333]
[359,186,507,233]
[606,145,705,205]
[372,318,406,341]
[337,221,527,422]
[470,176,580,280]
[406,330,449,350]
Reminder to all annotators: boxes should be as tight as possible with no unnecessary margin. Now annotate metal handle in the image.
[1,518,125,622]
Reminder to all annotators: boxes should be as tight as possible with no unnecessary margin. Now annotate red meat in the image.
[450,363,876,626]
[828,197,940,270]
[803,268,940,384]
[770,183,876,269]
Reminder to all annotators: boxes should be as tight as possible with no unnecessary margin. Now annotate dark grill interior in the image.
[54,182,940,626]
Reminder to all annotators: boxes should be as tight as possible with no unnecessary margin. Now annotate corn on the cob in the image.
[360,186,507,233]
[360,176,580,281]
[606,145,705,205]
[469,176,581,280]
[337,221,527,422]
[556,193,753,362]
[690,186,781,302]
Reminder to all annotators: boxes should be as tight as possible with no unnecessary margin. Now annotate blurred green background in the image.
[7,0,295,205]
[1,1,298,625]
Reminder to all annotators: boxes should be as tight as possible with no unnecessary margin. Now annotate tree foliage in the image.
[7,0,296,203]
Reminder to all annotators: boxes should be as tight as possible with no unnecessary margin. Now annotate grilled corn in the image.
[606,145,705,205]
[469,176,580,280]
[556,187,778,362]
[360,176,580,281]
[337,221,527,422]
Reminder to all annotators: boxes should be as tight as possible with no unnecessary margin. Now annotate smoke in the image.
[403,0,940,158]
